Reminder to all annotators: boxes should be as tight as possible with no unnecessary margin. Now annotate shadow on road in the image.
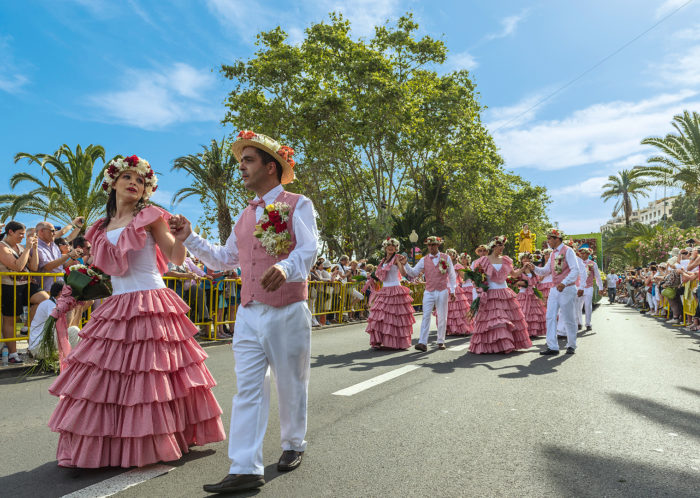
[0,448,216,498]
[541,444,700,497]
[610,392,700,441]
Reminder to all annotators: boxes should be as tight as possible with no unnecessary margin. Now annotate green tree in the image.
[670,193,699,228]
[638,111,700,223]
[171,138,245,244]
[600,169,651,226]
[0,144,108,225]
[220,13,550,257]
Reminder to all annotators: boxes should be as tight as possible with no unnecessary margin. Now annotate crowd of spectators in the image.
[604,238,700,332]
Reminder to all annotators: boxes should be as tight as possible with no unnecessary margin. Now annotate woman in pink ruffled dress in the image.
[48,156,226,468]
[514,252,547,338]
[469,235,532,354]
[443,249,472,335]
[365,237,415,349]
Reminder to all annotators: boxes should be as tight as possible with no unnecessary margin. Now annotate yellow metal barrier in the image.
[1,272,428,347]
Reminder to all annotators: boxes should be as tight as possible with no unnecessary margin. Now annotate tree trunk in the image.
[216,203,232,245]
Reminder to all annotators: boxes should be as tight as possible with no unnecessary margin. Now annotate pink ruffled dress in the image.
[445,263,473,335]
[48,207,226,468]
[469,256,532,354]
[365,257,415,349]
[515,272,547,337]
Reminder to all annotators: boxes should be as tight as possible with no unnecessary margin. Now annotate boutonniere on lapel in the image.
[438,255,448,274]
[254,202,292,256]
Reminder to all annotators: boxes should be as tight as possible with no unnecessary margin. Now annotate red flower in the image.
[145,170,154,179]
[102,181,109,191]
[268,210,281,223]
[277,145,295,164]
[261,221,271,231]
[275,221,287,233]
[124,155,140,168]
[238,130,257,140]
[151,185,157,192]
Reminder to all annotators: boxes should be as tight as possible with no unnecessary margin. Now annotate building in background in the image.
[600,196,678,232]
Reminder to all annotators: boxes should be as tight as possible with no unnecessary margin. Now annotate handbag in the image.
[661,287,676,300]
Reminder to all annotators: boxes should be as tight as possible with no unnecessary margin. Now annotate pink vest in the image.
[424,253,449,292]
[550,245,572,286]
[584,260,596,288]
[234,190,308,307]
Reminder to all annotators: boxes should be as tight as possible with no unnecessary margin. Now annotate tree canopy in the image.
[220,13,550,258]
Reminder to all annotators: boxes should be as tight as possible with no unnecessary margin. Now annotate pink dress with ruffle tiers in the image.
[48,206,226,468]
[365,257,415,349]
[469,256,532,354]
[515,273,547,337]
[445,264,473,335]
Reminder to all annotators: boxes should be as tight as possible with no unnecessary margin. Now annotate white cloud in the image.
[87,63,219,129]
[450,50,478,71]
[486,91,549,130]
[657,44,700,87]
[550,176,609,198]
[655,0,690,18]
[484,9,529,41]
[492,90,700,170]
[675,23,700,40]
[0,36,29,94]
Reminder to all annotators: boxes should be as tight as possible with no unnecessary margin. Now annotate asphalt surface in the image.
[1,303,699,497]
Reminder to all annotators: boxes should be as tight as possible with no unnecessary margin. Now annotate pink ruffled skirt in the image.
[48,287,226,468]
[516,291,547,337]
[365,285,415,349]
[469,287,532,354]
[539,281,554,301]
[446,286,473,335]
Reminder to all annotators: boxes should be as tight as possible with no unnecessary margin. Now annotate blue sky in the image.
[2,0,700,236]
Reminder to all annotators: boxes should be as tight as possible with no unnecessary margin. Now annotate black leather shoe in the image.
[585,326,592,331]
[437,343,446,350]
[539,348,559,356]
[566,347,575,354]
[203,474,265,493]
[414,343,427,352]
[577,324,582,330]
[278,450,304,471]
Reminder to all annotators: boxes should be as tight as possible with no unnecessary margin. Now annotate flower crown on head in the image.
[424,236,443,245]
[563,239,578,249]
[446,248,458,258]
[518,251,533,261]
[486,235,507,250]
[460,252,472,263]
[101,155,158,200]
[542,248,553,255]
[382,237,400,249]
[579,247,592,255]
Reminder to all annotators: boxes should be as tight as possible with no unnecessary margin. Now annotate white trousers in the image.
[419,289,449,345]
[228,301,312,475]
[546,285,578,350]
[579,287,593,327]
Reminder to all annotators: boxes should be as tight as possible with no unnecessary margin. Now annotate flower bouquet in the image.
[254,202,292,256]
[463,266,488,315]
[36,265,112,371]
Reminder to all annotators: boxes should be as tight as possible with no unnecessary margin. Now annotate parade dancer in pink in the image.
[401,236,456,351]
[469,236,531,354]
[577,248,603,331]
[459,252,475,332]
[171,131,318,494]
[365,237,415,349]
[514,252,546,338]
[48,156,226,468]
[444,248,472,335]
[533,228,581,355]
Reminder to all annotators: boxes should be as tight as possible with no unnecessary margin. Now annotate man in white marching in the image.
[533,228,581,355]
[170,131,318,494]
[577,247,603,331]
[399,236,456,351]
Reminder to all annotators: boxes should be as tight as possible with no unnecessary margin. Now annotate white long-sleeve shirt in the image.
[576,257,587,290]
[404,253,457,293]
[533,243,580,286]
[183,184,318,284]
[588,262,604,289]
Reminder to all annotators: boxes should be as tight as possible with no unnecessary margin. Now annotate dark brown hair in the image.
[252,148,283,183]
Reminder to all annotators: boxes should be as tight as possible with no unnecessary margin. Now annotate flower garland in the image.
[437,254,449,274]
[254,202,292,256]
[101,155,158,200]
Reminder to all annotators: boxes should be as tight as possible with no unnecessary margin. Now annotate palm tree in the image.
[636,110,700,223]
[0,144,108,225]
[171,138,244,244]
[600,169,652,226]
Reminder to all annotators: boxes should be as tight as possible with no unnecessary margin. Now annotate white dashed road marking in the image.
[333,365,421,396]
[62,464,175,498]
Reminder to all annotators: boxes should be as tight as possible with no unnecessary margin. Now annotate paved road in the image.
[1,304,699,497]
